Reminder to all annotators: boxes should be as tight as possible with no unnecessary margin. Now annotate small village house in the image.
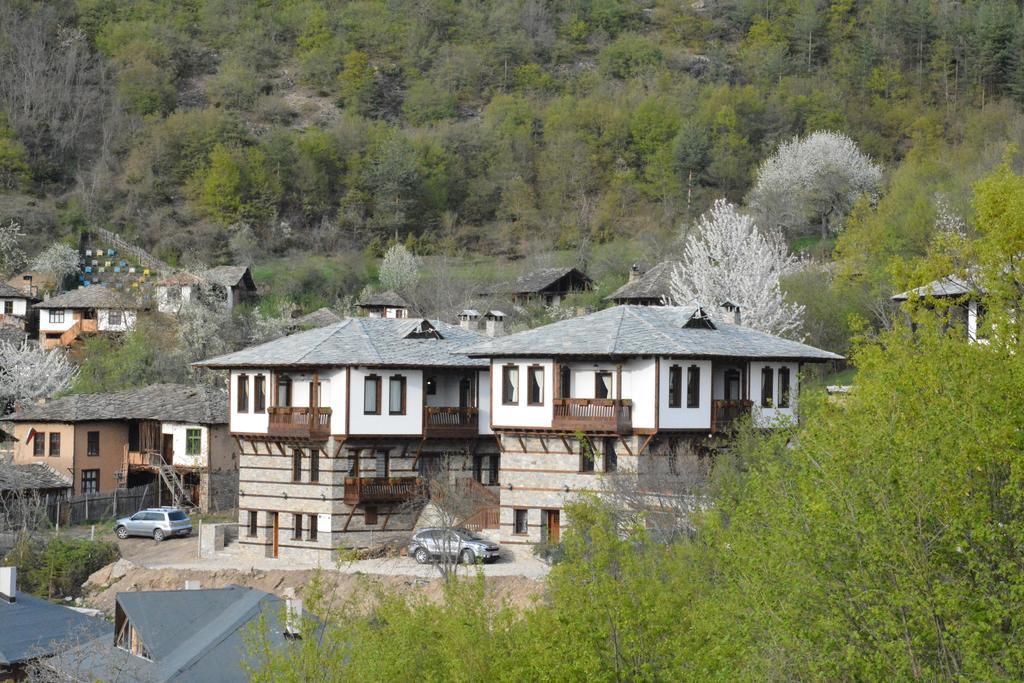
[605,261,682,306]
[0,281,39,332]
[8,384,236,511]
[356,290,410,318]
[34,285,142,349]
[478,266,593,307]
[892,274,987,343]
[154,265,258,314]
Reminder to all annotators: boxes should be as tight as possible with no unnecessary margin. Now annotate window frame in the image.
[425,376,437,395]
[276,375,292,407]
[580,439,595,473]
[686,364,701,409]
[247,510,258,537]
[292,513,302,540]
[667,365,682,408]
[557,364,571,399]
[595,371,613,400]
[761,366,774,408]
[81,469,99,494]
[388,374,407,415]
[310,449,320,483]
[778,367,791,409]
[48,309,65,324]
[185,428,201,456]
[603,437,618,473]
[364,375,382,415]
[308,514,318,541]
[513,509,528,535]
[364,505,378,526]
[3,300,12,316]
[292,448,303,482]
[87,430,100,457]
[33,432,45,457]
[373,449,390,478]
[49,432,60,457]
[527,365,544,406]
[108,309,123,327]
[501,365,519,405]
[236,374,249,413]
[253,375,266,413]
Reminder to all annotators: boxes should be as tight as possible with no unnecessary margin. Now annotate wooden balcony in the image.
[424,406,479,438]
[343,477,421,505]
[267,407,332,440]
[552,398,632,434]
[711,399,753,433]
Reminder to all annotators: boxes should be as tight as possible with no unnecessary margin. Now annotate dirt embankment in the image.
[83,559,546,616]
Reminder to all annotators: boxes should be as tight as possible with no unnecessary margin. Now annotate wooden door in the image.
[271,512,279,558]
[545,510,560,544]
[161,433,174,465]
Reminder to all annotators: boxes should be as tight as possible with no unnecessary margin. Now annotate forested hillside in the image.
[2,0,1024,344]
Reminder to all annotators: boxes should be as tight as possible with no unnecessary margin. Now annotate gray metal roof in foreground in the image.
[50,585,318,683]
[0,592,107,666]
[465,305,843,361]
[196,317,489,369]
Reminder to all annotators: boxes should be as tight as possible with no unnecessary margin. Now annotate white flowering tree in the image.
[747,131,883,239]
[669,199,805,337]
[378,243,420,294]
[0,340,77,413]
[30,243,80,284]
[0,219,26,277]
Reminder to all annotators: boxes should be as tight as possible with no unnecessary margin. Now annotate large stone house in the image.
[34,285,141,349]
[198,305,839,560]
[195,317,500,563]
[462,305,842,545]
[8,384,236,511]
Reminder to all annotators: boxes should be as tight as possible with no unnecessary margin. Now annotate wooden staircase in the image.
[121,446,193,508]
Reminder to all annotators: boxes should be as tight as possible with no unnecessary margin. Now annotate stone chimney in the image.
[628,263,642,282]
[458,309,481,332]
[720,301,741,326]
[485,310,506,337]
[0,566,16,603]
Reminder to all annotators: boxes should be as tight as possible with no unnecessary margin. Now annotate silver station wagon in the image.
[114,507,193,541]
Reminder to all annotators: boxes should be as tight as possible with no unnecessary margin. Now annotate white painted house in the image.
[155,265,258,314]
[196,317,500,563]
[463,305,842,544]
[33,285,141,349]
[892,274,989,343]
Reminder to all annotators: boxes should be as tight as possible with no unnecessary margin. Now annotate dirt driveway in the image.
[116,534,201,566]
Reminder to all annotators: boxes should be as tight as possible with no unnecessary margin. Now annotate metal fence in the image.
[45,485,157,528]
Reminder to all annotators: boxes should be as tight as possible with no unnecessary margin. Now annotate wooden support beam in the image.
[638,432,656,456]
[516,435,526,453]
[539,436,548,452]
[342,504,357,532]
[559,434,572,454]
[381,507,393,531]
[618,435,633,456]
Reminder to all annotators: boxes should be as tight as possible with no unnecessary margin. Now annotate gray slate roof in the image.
[606,261,682,303]
[465,305,843,361]
[51,586,318,683]
[292,307,343,329]
[357,290,409,308]
[0,592,107,666]
[33,285,139,310]
[201,265,252,288]
[196,317,488,369]
[9,384,228,424]
[0,282,33,299]
[0,463,72,493]
[0,324,28,347]
[891,274,978,301]
[479,267,592,296]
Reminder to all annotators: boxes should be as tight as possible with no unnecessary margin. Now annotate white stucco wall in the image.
[162,423,209,468]
[97,308,137,332]
[0,298,28,316]
[38,308,75,333]
[477,369,493,435]
[490,358,554,429]
[749,361,799,427]
[657,359,712,430]
[348,367,423,435]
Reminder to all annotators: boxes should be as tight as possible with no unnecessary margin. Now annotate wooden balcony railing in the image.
[424,406,479,437]
[343,477,421,505]
[267,407,332,440]
[552,398,632,434]
[711,399,753,433]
